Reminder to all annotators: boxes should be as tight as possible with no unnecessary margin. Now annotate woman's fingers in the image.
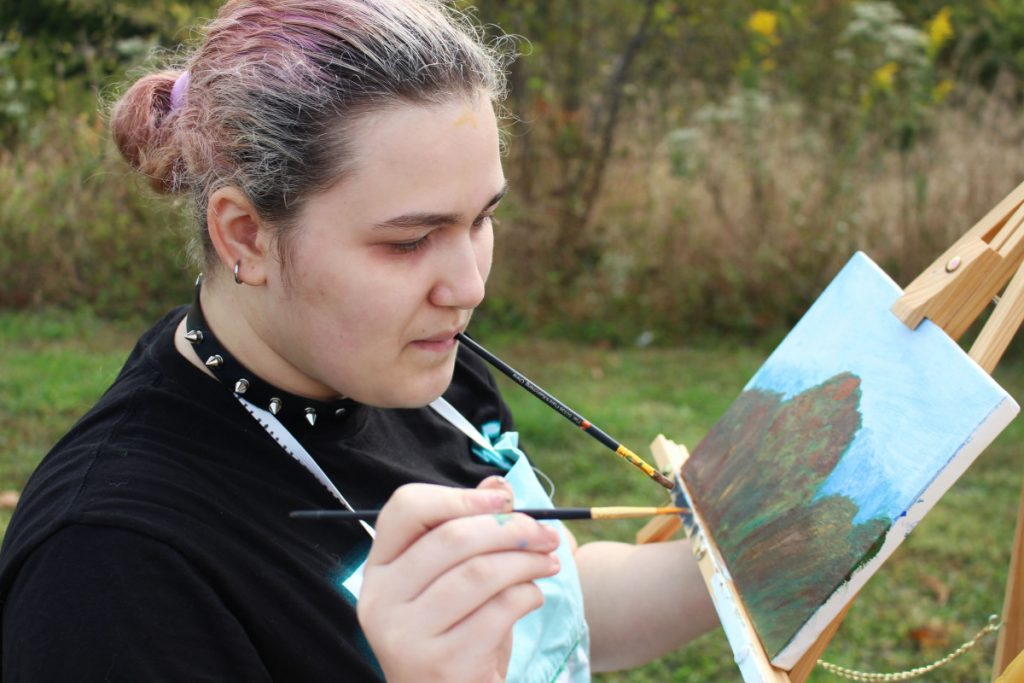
[423,581,548,680]
[366,579,547,683]
[476,474,514,496]
[372,510,561,604]
[444,581,546,655]
[383,543,560,637]
[366,483,512,566]
[356,481,566,683]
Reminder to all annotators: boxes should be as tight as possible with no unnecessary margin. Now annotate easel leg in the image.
[970,254,1024,373]
[993,480,1024,679]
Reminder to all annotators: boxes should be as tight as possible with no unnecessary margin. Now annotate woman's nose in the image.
[430,232,490,309]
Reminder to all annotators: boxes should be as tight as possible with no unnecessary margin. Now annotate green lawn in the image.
[1,309,1019,681]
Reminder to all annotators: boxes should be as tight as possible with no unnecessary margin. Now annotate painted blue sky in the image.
[746,252,1013,524]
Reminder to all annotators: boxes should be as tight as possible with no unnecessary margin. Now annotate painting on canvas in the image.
[679,251,1019,668]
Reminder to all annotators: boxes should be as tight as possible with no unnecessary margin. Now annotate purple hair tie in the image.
[170,71,190,111]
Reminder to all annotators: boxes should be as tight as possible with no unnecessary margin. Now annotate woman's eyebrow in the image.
[484,181,509,211]
[373,181,509,231]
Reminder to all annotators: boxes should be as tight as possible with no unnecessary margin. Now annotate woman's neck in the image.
[174,274,339,401]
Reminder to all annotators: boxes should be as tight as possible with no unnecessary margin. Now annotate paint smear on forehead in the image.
[452,105,479,128]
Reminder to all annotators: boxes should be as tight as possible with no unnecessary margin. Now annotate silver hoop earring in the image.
[233,260,242,285]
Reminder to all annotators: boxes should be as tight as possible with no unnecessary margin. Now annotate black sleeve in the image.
[2,525,271,683]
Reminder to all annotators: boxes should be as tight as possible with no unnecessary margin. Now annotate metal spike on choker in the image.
[184,274,358,429]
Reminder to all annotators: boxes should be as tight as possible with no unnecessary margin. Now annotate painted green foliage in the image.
[682,372,890,658]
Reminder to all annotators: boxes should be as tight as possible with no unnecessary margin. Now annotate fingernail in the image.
[548,552,561,573]
[544,525,561,545]
[475,490,512,511]
[479,475,508,487]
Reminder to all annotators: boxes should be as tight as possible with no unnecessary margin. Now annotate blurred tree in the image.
[466,0,677,294]
[949,0,1024,94]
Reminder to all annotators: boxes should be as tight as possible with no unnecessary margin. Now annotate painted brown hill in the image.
[682,372,890,658]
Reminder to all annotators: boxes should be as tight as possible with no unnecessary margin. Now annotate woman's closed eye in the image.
[388,234,432,254]
[387,213,496,254]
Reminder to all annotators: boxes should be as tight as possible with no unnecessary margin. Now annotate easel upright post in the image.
[993,481,1024,680]
[890,179,1024,679]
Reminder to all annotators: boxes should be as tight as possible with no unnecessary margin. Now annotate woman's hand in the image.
[357,477,561,683]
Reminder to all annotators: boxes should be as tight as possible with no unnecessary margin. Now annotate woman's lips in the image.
[410,331,458,352]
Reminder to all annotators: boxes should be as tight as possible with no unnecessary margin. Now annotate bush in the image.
[0,111,193,317]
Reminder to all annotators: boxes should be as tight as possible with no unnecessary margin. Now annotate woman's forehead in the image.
[328,97,504,208]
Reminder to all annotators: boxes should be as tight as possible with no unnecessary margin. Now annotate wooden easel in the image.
[889,179,1024,681]
[637,179,1024,681]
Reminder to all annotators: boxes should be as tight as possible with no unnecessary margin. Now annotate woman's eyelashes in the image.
[389,234,432,254]
[386,213,496,254]
[472,212,495,228]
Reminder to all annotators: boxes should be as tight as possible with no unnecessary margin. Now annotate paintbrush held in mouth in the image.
[455,332,676,491]
[290,506,689,523]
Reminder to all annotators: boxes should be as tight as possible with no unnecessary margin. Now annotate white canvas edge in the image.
[673,475,772,682]
[769,393,1019,668]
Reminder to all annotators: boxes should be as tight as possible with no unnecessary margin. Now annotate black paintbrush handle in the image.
[455,332,675,491]
[289,508,595,522]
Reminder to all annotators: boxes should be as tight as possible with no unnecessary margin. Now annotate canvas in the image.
[678,251,1019,670]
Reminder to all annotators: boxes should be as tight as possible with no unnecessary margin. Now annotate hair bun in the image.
[109,70,185,193]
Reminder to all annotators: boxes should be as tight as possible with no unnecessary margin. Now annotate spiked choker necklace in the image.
[183,275,358,430]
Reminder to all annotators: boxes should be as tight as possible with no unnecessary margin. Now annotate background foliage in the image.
[5,1,1024,342]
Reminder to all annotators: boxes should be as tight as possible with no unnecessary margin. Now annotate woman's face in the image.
[256,94,505,407]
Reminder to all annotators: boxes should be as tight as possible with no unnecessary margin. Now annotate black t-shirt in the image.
[0,307,513,681]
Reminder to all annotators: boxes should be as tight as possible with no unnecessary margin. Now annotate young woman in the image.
[0,1,716,680]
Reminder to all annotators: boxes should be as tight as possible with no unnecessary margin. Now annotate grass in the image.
[1,309,1020,681]
[0,310,147,535]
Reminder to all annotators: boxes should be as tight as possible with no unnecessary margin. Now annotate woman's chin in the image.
[363,365,456,409]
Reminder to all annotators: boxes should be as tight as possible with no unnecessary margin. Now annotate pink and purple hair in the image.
[110,0,510,268]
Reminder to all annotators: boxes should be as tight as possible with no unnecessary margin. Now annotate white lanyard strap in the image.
[237,395,491,542]
[428,397,493,451]
[237,396,376,538]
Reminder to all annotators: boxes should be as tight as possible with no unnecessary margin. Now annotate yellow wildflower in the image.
[748,10,779,45]
[932,78,955,102]
[872,62,899,90]
[927,8,954,53]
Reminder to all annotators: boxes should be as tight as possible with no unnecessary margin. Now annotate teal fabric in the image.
[471,420,518,469]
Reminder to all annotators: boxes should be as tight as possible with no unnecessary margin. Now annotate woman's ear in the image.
[206,186,272,286]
